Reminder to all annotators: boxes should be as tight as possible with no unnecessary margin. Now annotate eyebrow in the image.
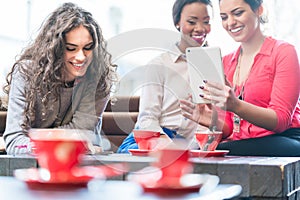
[65,41,94,47]
[220,7,243,15]
[231,7,242,13]
[189,15,210,20]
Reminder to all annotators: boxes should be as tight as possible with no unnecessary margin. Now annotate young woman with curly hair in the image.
[3,2,117,155]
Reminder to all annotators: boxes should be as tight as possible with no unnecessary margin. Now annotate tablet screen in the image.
[186,46,224,104]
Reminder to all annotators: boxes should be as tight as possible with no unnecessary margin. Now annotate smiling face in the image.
[177,2,211,50]
[63,25,94,81]
[219,0,262,43]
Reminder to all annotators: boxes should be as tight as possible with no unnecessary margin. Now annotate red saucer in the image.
[128,172,203,195]
[128,149,154,156]
[14,163,128,189]
[189,150,229,157]
[143,181,202,194]
[14,168,93,189]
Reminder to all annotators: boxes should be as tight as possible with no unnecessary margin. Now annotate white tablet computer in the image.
[186,46,224,104]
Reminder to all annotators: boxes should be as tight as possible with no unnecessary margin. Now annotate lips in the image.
[70,62,86,70]
[229,26,244,33]
[192,34,206,45]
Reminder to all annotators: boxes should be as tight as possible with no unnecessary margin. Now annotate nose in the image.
[194,23,206,33]
[227,15,237,27]
[75,49,86,61]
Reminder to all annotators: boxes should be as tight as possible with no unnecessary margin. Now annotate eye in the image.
[233,10,244,17]
[83,43,94,51]
[204,20,210,25]
[220,14,228,21]
[187,20,196,25]
[66,46,76,51]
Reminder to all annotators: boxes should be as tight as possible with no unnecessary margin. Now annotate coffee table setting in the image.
[189,130,229,157]
[14,129,128,189]
[128,129,230,158]
[124,131,241,199]
[9,128,241,199]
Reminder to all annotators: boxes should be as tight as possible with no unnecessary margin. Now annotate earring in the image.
[176,25,180,30]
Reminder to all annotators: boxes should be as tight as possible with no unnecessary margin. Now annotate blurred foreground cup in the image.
[133,129,160,150]
[29,129,88,174]
[152,140,193,186]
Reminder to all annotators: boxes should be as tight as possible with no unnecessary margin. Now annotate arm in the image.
[202,43,300,132]
[59,80,109,148]
[117,63,166,153]
[268,44,300,132]
[179,98,232,138]
[135,63,165,133]
[3,70,31,155]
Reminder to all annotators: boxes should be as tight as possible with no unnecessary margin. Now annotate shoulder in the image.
[11,60,33,78]
[222,48,239,69]
[146,52,174,73]
[265,37,297,55]
[148,51,175,64]
[268,37,299,65]
[147,43,181,65]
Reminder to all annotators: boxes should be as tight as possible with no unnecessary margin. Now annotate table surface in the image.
[1,153,300,199]
[0,176,242,200]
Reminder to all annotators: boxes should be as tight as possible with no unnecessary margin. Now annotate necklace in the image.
[232,49,244,133]
[233,49,244,100]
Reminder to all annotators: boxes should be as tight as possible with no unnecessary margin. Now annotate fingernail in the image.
[199,94,204,97]
[199,86,204,89]
[203,80,207,83]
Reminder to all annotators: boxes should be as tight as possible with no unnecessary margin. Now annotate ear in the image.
[257,5,263,17]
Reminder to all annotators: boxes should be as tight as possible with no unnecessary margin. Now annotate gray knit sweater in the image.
[4,69,109,155]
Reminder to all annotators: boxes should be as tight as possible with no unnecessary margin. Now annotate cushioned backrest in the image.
[105,96,139,112]
[102,96,140,152]
[0,112,7,136]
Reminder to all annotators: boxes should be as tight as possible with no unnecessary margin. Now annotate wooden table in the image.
[1,153,300,199]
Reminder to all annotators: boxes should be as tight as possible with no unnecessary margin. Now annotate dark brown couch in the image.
[102,96,139,152]
[0,111,6,151]
[0,96,139,153]
[0,111,6,136]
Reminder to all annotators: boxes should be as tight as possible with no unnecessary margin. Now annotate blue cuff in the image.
[117,132,138,153]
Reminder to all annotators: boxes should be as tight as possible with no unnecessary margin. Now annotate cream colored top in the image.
[136,44,203,144]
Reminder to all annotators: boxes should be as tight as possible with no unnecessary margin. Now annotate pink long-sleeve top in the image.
[223,37,300,140]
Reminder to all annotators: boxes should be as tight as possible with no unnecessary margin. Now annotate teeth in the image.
[230,27,243,33]
[73,63,84,67]
[193,35,205,39]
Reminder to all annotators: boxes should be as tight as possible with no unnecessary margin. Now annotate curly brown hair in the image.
[3,2,117,129]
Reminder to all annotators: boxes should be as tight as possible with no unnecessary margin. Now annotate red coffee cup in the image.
[152,141,193,186]
[133,130,160,150]
[29,129,88,175]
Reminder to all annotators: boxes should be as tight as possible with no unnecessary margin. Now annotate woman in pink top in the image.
[180,0,300,156]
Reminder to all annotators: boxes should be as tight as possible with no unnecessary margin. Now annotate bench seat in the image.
[0,96,140,153]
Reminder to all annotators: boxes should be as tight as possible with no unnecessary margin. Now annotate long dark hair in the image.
[4,2,117,129]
